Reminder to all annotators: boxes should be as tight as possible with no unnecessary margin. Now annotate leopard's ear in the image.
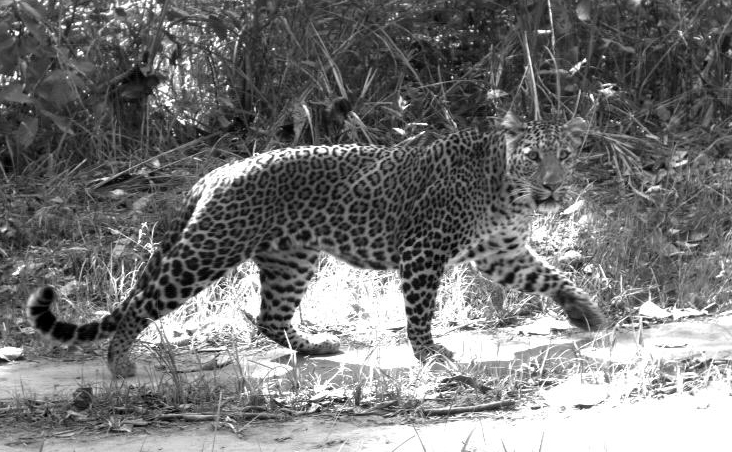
[501,112,525,153]
[501,112,525,132]
[564,117,588,148]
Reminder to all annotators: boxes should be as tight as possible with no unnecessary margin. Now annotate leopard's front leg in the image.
[399,248,454,362]
[473,248,606,331]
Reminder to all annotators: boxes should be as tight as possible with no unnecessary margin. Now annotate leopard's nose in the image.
[541,164,564,190]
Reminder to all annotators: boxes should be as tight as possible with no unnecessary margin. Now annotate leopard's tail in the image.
[26,286,122,344]
[27,181,206,345]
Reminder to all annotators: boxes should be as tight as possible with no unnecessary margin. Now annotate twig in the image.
[419,400,516,416]
[351,400,399,416]
[157,413,218,422]
[156,411,288,422]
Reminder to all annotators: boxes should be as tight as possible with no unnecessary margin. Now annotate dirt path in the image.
[2,393,729,451]
[2,317,732,451]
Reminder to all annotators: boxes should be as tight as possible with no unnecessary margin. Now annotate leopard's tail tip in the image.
[26,285,108,344]
[26,285,58,319]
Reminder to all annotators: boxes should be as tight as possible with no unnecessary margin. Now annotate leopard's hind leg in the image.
[106,243,239,377]
[107,187,250,377]
[253,249,340,355]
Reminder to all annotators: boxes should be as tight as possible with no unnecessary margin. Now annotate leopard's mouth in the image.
[535,197,562,213]
[533,191,563,213]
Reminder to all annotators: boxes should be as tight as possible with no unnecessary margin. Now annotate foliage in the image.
[0,0,727,169]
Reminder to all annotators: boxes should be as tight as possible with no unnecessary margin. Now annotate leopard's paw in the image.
[109,359,136,379]
[555,288,606,331]
[296,333,341,355]
[414,343,455,363]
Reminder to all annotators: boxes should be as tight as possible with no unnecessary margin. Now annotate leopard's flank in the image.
[27,112,606,378]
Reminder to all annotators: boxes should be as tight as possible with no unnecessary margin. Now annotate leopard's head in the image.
[502,112,588,213]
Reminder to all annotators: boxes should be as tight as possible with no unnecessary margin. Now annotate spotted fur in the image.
[27,112,606,377]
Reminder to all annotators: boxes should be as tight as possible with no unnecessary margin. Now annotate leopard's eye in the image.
[526,150,540,161]
[559,149,571,160]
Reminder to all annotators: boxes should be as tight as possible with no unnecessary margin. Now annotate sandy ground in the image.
[2,392,729,451]
[2,316,732,451]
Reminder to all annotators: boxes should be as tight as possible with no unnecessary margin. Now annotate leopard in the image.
[27,112,606,378]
